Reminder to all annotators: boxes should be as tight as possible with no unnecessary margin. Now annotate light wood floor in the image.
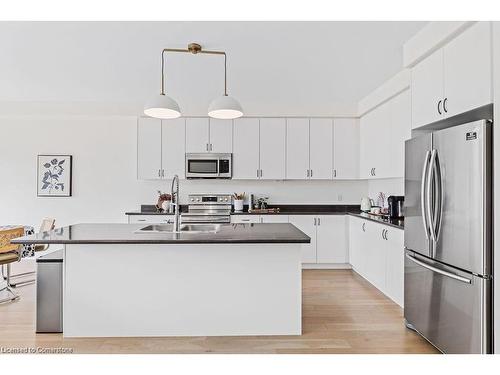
[0,269,438,354]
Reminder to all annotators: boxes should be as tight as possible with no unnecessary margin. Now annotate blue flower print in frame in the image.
[37,155,72,197]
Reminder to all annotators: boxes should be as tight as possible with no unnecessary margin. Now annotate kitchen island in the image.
[12,223,309,338]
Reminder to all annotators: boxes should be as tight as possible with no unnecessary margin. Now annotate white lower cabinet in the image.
[128,215,174,224]
[288,216,317,263]
[289,215,347,265]
[230,215,289,224]
[348,216,404,307]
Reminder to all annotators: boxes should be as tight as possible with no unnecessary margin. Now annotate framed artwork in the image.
[37,155,73,197]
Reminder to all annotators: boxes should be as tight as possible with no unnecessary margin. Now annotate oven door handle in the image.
[217,157,220,177]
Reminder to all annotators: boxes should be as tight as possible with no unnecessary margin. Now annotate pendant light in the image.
[144,43,243,120]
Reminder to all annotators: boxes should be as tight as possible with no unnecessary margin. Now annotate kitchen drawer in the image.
[128,215,174,224]
[231,215,260,224]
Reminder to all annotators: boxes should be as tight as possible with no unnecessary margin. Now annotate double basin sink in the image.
[135,223,222,234]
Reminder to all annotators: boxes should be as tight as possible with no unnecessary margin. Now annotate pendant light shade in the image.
[208,95,243,119]
[144,94,181,119]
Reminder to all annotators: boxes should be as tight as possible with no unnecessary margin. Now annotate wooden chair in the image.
[0,226,23,303]
[7,218,55,288]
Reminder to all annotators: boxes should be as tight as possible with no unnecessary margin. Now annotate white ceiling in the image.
[0,21,426,116]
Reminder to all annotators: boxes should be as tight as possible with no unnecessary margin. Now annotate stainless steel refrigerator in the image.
[404,119,492,354]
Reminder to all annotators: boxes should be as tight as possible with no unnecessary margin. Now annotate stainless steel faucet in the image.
[170,174,180,232]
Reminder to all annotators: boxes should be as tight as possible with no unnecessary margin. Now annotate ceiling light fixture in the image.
[144,43,243,120]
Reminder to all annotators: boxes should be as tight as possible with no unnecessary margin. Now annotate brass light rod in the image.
[160,43,228,97]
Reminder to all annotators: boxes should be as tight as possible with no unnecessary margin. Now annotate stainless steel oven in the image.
[185,153,232,179]
[181,194,232,224]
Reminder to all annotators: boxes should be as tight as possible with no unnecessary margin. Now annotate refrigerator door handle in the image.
[432,151,443,242]
[427,149,438,243]
[421,150,431,240]
[405,253,472,284]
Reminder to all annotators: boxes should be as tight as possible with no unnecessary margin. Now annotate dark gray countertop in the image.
[126,204,361,216]
[11,223,311,245]
[348,212,404,230]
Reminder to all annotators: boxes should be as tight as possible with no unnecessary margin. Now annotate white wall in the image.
[0,115,367,228]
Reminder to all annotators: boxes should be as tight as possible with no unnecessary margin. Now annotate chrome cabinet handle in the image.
[317,217,320,226]
[373,168,376,176]
[210,143,213,151]
[381,229,385,240]
[137,219,146,222]
[158,169,161,178]
[362,222,365,232]
[333,169,337,178]
[260,169,263,178]
[443,98,448,113]
[437,100,442,115]
[314,218,317,226]
[310,169,313,177]
[161,169,164,178]
[307,169,310,178]
[406,254,472,284]
[257,169,259,178]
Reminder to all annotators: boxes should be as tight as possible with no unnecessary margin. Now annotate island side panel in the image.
[63,243,302,337]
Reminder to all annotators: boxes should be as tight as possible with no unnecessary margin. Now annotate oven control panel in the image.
[188,194,233,204]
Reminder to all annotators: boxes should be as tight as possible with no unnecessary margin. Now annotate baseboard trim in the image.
[302,263,351,270]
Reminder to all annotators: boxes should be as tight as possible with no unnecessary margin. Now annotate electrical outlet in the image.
[338,194,343,201]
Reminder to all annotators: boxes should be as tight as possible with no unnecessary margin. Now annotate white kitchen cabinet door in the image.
[259,118,286,180]
[289,215,316,263]
[389,90,411,178]
[309,119,333,180]
[233,118,260,179]
[231,215,260,224]
[443,22,492,118]
[286,118,310,180]
[333,118,359,179]
[259,215,289,223]
[137,117,162,180]
[316,215,348,263]
[411,49,445,129]
[161,118,185,178]
[185,118,210,153]
[348,217,362,273]
[359,109,381,179]
[364,222,387,291]
[209,119,233,153]
[384,227,404,307]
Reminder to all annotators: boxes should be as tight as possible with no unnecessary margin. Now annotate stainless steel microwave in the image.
[185,153,232,179]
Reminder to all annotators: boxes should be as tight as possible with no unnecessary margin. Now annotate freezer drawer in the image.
[404,250,491,353]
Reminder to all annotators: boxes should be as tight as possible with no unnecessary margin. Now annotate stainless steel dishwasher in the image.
[36,249,63,333]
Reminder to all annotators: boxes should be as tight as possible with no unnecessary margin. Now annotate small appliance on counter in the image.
[360,197,374,212]
[387,196,404,219]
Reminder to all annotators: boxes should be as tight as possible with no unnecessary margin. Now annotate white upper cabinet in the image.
[411,22,492,129]
[208,119,233,153]
[161,118,186,178]
[233,118,260,179]
[286,118,310,180]
[333,118,359,179]
[411,49,445,128]
[185,118,210,153]
[309,119,333,180]
[259,118,286,180]
[137,118,162,179]
[443,22,492,118]
[390,90,411,178]
[359,89,410,179]
[138,117,186,180]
